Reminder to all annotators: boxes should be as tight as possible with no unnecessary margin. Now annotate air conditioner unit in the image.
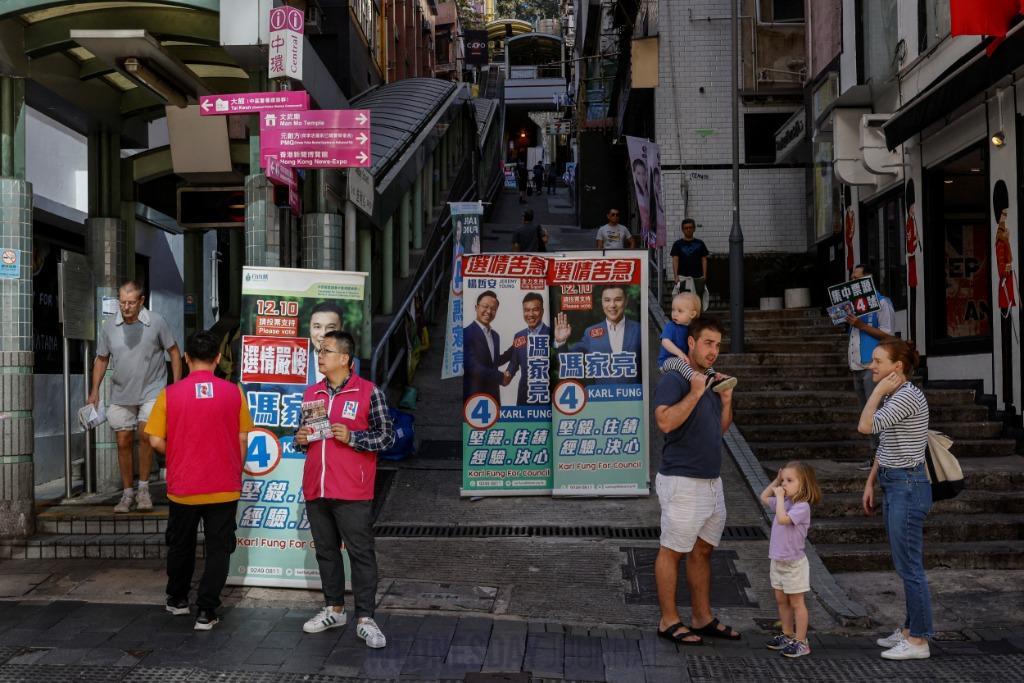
[305,4,324,34]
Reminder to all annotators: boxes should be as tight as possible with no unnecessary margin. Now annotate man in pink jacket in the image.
[295,331,394,647]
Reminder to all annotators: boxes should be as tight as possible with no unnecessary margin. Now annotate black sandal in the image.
[691,617,741,640]
[657,622,704,646]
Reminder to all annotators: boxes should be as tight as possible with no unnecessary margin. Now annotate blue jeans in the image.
[879,463,933,638]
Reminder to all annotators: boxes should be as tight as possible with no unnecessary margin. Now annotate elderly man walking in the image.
[89,280,181,512]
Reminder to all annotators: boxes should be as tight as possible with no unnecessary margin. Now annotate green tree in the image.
[455,0,486,29]
[495,0,559,22]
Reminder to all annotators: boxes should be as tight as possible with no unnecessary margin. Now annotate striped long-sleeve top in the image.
[871,381,930,468]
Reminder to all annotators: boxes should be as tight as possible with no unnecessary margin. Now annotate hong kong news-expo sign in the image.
[459,251,650,497]
[230,266,367,588]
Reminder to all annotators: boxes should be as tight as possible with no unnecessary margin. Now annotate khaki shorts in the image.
[655,473,727,553]
[106,399,157,432]
[770,556,810,595]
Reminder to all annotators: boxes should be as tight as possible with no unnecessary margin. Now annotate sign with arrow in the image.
[259,110,373,168]
[199,91,309,116]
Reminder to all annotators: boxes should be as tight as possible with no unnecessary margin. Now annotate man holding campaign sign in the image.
[830,265,895,470]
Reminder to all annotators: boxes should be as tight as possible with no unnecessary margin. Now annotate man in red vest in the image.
[295,330,395,647]
[146,330,254,631]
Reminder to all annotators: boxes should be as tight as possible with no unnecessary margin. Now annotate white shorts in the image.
[770,556,810,595]
[655,473,727,553]
[106,399,157,432]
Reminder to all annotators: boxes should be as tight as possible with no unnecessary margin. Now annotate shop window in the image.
[760,0,805,23]
[744,113,794,164]
[918,0,951,53]
[859,191,907,310]
[923,144,992,355]
[857,0,899,85]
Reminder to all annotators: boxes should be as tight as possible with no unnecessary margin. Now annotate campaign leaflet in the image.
[231,266,366,588]
[460,253,553,496]
[442,202,485,379]
[300,399,332,442]
[548,252,650,496]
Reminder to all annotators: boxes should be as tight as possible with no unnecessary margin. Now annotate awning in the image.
[883,26,1024,150]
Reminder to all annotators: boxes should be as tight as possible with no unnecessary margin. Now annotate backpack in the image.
[379,409,415,460]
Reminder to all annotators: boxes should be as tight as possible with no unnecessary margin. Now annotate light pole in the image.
[729,0,745,353]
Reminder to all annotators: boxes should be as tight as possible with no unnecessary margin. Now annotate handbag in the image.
[923,430,964,501]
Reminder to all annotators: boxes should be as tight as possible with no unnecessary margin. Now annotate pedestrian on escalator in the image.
[516,157,529,203]
[858,338,933,661]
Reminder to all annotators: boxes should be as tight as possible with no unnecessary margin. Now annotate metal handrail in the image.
[370,164,477,388]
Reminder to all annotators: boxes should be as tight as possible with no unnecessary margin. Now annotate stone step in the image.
[740,421,1005,443]
[736,377,866,392]
[740,341,847,354]
[761,456,1024,493]
[748,438,1018,461]
[0,532,186,560]
[720,364,870,379]
[814,489,1024,517]
[717,352,849,366]
[723,334,847,346]
[809,513,1024,545]
[735,404,989,425]
[37,507,169,536]
[733,389,977,409]
[709,308,823,320]
[818,540,1024,571]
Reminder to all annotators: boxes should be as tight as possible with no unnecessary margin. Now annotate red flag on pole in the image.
[951,0,1018,37]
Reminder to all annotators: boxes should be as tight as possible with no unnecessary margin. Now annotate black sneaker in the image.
[194,608,219,631]
[165,597,189,616]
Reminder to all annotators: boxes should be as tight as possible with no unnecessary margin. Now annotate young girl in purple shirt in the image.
[759,461,822,658]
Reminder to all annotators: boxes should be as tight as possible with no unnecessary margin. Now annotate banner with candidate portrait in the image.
[230,266,366,588]
[442,202,485,380]
[460,253,554,496]
[626,136,666,248]
[549,251,650,496]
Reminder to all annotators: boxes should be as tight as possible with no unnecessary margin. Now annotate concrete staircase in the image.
[715,308,1024,572]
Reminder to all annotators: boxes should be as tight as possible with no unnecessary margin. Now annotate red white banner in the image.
[240,336,310,384]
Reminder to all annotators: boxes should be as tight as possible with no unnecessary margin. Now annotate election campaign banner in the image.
[826,275,881,322]
[626,137,666,248]
[549,251,650,496]
[441,202,485,380]
[460,253,553,496]
[229,266,367,588]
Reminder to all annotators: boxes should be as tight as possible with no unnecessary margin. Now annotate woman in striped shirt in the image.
[857,338,933,661]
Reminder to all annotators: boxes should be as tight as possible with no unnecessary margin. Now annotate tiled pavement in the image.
[0,600,1021,681]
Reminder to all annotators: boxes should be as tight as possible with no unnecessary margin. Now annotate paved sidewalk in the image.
[0,598,1021,681]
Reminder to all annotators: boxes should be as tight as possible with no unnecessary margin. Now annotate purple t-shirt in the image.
[768,497,811,561]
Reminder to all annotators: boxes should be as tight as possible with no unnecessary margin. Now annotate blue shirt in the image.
[657,321,689,366]
[655,372,723,479]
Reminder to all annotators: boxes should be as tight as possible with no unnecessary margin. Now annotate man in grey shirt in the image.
[89,281,181,512]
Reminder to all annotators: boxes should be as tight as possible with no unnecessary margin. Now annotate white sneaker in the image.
[881,639,930,660]
[876,627,906,648]
[113,491,134,513]
[357,618,387,648]
[303,606,347,634]
[135,487,153,511]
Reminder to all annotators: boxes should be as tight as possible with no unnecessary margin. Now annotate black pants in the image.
[307,498,377,619]
[166,500,238,610]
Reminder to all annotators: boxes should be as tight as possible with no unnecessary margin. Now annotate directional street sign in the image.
[260,110,370,129]
[259,110,373,168]
[199,91,309,116]
[264,156,301,217]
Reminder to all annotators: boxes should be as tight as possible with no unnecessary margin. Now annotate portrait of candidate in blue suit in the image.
[553,285,642,384]
[463,290,508,403]
[496,292,551,405]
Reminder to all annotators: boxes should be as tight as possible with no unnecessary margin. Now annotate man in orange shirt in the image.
[146,330,254,630]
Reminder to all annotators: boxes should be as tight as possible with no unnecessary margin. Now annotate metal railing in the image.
[369,161,477,389]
